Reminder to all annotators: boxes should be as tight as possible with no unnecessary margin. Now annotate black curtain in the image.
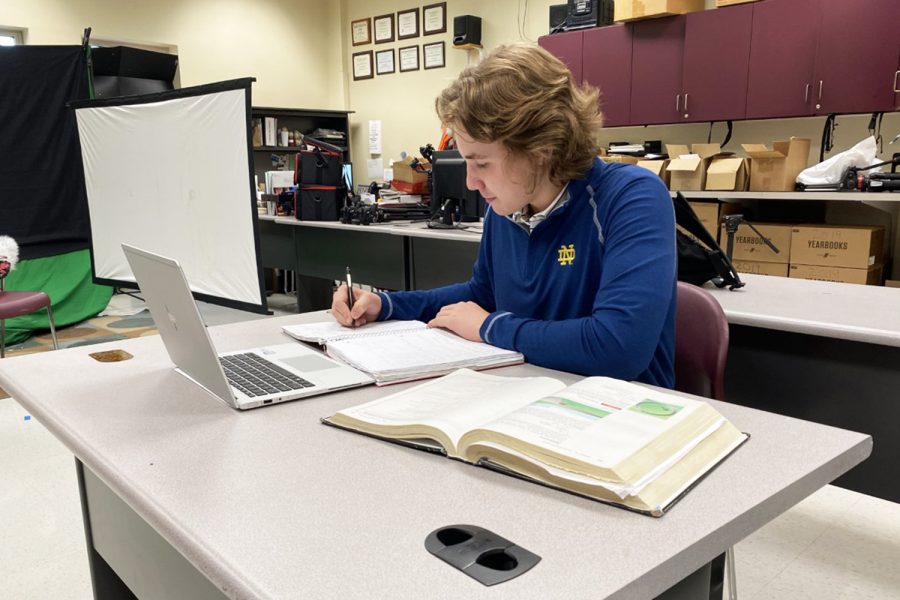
[0,46,91,259]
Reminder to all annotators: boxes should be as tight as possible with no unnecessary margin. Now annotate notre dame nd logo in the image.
[557,244,575,266]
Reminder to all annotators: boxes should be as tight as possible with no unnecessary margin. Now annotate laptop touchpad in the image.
[282,354,341,372]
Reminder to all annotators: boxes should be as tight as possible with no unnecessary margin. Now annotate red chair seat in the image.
[0,289,59,358]
[0,290,53,319]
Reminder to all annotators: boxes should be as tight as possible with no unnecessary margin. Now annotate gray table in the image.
[705,274,900,502]
[0,311,871,600]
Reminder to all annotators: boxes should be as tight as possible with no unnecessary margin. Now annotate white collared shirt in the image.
[509,183,570,232]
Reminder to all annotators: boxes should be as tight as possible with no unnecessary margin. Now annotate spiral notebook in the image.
[282,320,524,385]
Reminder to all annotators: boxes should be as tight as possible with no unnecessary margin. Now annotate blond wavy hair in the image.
[436,43,603,186]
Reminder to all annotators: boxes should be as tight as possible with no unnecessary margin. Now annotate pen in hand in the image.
[345,266,355,326]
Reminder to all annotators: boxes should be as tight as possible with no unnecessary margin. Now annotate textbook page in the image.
[468,377,707,472]
[335,369,564,453]
[282,320,425,344]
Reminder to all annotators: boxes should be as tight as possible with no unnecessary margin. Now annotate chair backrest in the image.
[674,281,729,401]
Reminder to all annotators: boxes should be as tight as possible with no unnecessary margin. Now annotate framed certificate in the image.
[350,18,371,46]
[376,49,396,75]
[397,8,420,40]
[399,45,419,72]
[373,13,395,44]
[352,51,374,80]
[423,2,447,35]
[423,41,445,70]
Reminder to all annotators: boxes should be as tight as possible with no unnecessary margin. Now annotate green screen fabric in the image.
[2,249,113,346]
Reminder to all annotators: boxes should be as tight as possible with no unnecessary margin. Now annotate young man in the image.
[332,44,676,387]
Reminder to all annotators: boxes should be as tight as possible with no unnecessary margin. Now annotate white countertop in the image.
[274,217,483,243]
[0,312,871,600]
[704,273,900,347]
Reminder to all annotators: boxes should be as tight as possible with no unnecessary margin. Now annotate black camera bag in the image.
[296,185,343,221]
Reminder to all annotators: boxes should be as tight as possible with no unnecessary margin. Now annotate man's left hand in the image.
[428,301,489,342]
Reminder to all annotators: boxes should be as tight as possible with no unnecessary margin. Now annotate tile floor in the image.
[1,294,899,599]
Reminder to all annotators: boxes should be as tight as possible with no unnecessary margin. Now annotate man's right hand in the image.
[332,285,383,327]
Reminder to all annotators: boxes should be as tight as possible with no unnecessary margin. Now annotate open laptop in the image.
[122,243,374,410]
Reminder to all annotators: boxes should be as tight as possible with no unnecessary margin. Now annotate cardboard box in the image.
[687,201,720,240]
[720,223,792,264]
[789,225,884,269]
[731,260,789,277]
[391,179,428,195]
[392,157,430,184]
[615,0,705,22]
[604,154,640,165]
[666,144,722,191]
[705,157,749,191]
[636,159,670,187]
[742,138,811,192]
[789,264,883,286]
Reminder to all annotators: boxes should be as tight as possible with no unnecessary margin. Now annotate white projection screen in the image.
[73,78,266,313]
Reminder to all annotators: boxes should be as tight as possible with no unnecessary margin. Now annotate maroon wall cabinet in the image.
[582,25,633,127]
[538,31,585,83]
[746,0,818,119]
[681,4,753,123]
[542,0,900,127]
[895,50,900,112]
[812,0,900,115]
[630,16,686,125]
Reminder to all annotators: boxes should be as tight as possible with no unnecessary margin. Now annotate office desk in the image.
[256,215,296,272]
[272,218,481,295]
[0,312,871,600]
[705,274,900,502]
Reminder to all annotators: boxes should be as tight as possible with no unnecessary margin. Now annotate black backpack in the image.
[673,192,744,290]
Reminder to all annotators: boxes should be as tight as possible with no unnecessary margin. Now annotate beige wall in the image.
[341,0,558,178]
[4,0,345,109]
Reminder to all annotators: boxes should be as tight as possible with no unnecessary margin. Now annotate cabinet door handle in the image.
[818,80,824,101]
[894,70,900,93]
[804,83,810,103]
[683,93,689,114]
[675,94,681,112]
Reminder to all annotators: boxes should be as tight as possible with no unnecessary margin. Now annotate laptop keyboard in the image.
[220,352,314,398]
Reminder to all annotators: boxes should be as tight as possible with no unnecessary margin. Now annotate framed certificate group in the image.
[349,4,448,78]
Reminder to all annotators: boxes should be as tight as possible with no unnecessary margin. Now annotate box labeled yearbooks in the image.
[323,369,748,516]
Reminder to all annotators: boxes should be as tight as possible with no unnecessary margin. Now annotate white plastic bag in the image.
[796,136,878,185]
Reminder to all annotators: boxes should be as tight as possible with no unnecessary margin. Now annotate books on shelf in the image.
[324,369,748,516]
[282,320,524,385]
[251,118,263,147]
[264,117,277,147]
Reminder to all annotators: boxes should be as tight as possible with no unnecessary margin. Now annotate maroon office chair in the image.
[674,281,729,401]
[0,280,59,358]
[673,281,735,599]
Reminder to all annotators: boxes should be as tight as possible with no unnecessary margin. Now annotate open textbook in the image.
[324,369,748,516]
[283,320,524,384]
